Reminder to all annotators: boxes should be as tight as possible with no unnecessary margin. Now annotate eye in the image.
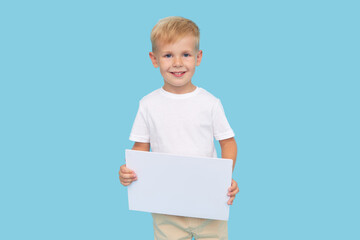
[164,54,172,58]
[183,53,190,57]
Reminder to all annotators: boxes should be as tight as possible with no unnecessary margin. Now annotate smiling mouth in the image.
[171,71,186,77]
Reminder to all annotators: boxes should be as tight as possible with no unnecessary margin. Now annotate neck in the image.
[162,82,196,94]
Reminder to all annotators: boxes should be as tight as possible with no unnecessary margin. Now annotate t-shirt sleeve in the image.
[212,99,235,141]
[129,102,150,143]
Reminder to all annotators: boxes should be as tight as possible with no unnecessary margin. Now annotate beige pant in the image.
[152,213,228,240]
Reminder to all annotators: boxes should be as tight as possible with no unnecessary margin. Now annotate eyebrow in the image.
[161,49,194,54]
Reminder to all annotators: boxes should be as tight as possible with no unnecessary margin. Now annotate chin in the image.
[169,82,190,87]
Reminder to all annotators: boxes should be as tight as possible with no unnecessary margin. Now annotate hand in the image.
[227,179,239,205]
[119,164,137,186]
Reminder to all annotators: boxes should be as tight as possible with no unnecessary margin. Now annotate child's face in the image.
[149,35,203,93]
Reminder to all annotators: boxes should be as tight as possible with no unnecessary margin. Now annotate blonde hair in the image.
[150,16,200,52]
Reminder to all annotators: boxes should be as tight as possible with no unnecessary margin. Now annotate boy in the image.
[119,16,239,239]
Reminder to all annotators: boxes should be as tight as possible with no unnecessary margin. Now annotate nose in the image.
[172,56,183,67]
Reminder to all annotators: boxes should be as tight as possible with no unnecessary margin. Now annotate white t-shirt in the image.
[129,87,235,158]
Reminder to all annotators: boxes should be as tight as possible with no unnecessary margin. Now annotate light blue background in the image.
[1,0,359,239]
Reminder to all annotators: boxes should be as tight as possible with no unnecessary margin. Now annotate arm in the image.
[131,142,150,151]
[119,142,150,186]
[219,137,239,205]
[219,137,237,171]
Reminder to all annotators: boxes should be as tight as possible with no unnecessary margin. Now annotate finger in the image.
[229,181,238,191]
[230,185,239,193]
[120,169,134,175]
[228,191,238,197]
[229,187,240,197]
[227,196,235,205]
[119,177,132,183]
[120,176,137,183]
[120,165,134,174]
[229,186,236,192]
[228,186,239,196]
[228,186,237,194]
[120,178,136,185]
[120,172,137,179]
[121,181,131,186]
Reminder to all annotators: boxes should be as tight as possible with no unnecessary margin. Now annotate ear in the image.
[196,50,203,66]
[149,52,159,68]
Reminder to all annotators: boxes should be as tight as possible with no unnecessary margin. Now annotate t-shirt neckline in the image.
[160,86,200,99]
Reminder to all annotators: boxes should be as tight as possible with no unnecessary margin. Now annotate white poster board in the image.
[125,150,233,221]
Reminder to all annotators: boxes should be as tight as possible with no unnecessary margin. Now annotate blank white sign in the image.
[125,150,233,221]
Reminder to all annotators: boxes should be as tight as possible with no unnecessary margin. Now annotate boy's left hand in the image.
[227,179,239,205]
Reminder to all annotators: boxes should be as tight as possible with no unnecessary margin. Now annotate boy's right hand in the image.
[119,164,137,186]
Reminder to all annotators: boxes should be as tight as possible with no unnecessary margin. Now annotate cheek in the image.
[184,58,196,66]
[159,60,171,68]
